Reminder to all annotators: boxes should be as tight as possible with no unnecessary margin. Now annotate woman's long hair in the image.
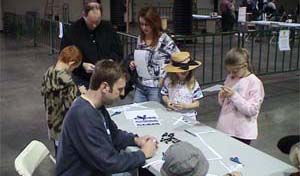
[167,71,196,91]
[138,7,162,47]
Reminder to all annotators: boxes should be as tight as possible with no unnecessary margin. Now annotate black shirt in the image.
[61,18,123,86]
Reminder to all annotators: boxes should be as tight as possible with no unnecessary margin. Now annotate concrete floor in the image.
[0,32,299,175]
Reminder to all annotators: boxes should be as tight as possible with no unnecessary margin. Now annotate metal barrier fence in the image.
[171,31,300,84]
[3,12,299,85]
[153,7,214,22]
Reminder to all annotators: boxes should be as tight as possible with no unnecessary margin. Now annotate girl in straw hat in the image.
[161,52,203,121]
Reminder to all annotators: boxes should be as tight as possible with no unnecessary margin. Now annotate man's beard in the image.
[103,96,119,105]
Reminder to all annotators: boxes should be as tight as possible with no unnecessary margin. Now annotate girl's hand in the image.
[222,86,235,98]
[166,101,177,111]
[219,89,226,99]
[173,102,186,110]
[129,61,136,71]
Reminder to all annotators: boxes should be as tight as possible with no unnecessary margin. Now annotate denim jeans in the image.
[133,85,161,103]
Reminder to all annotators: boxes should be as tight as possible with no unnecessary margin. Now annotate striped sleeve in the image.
[192,81,203,100]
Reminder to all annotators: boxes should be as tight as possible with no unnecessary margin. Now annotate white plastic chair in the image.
[14,140,56,176]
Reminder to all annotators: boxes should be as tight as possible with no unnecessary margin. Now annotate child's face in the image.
[226,63,248,79]
[68,61,82,73]
[176,71,189,81]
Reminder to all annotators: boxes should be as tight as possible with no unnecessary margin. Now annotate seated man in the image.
[56,60,158,176]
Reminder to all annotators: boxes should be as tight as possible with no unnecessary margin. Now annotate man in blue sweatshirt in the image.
[56,60,158,176]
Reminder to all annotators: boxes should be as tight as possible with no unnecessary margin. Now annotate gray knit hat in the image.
[160,141,209,176]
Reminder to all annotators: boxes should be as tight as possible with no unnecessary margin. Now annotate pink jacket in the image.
[216,74,265,139]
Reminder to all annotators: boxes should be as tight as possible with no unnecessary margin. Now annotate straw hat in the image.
[164,52,201,73]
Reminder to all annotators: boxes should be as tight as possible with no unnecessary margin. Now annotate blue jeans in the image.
[134,85,161,103]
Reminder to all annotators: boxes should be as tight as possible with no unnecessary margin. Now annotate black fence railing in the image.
[3,12,299,85]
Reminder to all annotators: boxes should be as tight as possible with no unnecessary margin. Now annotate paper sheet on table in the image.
[186,125,217,135]
[184,133,222,161]
[107,103,147,113]
[278,30,290,51]
[133,115,161,127]
[238,7,246,22]
[202,84,223,92]
[124,109,158,120]
[59,22,63,39]
[134,50,152,79]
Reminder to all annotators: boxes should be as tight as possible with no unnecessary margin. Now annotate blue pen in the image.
[111,111,121,117]
[230,157,243,165]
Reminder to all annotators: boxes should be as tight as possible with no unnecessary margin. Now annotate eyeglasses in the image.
[226,63,247,74]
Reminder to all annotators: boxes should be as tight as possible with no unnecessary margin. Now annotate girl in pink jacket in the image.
[216,48,265,145]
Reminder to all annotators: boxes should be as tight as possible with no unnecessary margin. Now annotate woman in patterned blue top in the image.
[129,7,180,103]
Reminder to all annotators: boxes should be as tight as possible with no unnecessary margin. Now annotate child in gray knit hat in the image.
[160,141,242,176]
[160,141,209,176]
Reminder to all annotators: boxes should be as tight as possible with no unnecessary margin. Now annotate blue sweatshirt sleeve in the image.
[67,106,146,174]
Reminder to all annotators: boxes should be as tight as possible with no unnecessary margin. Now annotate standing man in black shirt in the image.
[61,0,123,90]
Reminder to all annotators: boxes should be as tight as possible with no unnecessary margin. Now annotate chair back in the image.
[15,140,55,176]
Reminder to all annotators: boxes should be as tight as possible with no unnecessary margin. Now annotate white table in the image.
[192,14,222,20]
[249,21,300,29]
[192,14,222,33]
[110,101,297,176]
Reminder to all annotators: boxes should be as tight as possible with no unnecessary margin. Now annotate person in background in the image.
[220,0,235,31]
[56,60,158,176]
[161,52,203,122]
[216,48,265,145]
[289,142,300,176]
[277,135,300,176]
[41,45,83,154]
[129,7,179,103]
[61,0,123,90]
[264,0,278,20]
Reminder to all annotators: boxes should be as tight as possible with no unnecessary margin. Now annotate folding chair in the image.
[15,140,56,176]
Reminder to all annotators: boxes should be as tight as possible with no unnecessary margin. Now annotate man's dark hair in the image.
[89,60,129,90]
[83,0,102,16]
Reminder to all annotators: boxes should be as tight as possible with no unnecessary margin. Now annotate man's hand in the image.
[141,140,157,159]
[135,135,157,147]
[83,62,95,73]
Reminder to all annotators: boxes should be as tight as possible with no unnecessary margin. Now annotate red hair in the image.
[58,46,82,65]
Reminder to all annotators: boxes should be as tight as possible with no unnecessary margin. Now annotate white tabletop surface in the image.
[249,21,300,28]
[193,14,222,20]
[110,101,297,176]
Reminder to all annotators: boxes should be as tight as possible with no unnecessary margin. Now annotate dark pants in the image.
[277,135,300,154]
[221,11,235,32]
[233,137,251,145]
